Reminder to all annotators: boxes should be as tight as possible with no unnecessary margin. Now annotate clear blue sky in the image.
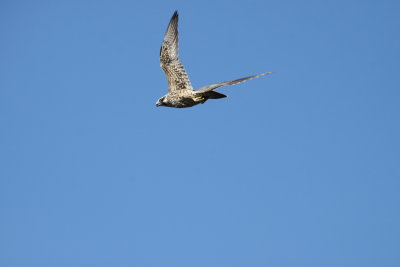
[1,0,399,266]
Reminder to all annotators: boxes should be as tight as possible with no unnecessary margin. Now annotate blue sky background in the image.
[1,0,399,266]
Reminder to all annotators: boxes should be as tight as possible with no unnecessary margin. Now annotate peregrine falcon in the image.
[156,11,272,108]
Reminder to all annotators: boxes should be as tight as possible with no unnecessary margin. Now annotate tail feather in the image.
[204,91,227,99]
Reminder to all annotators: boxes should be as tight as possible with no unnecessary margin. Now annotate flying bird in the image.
[156,11,272,108]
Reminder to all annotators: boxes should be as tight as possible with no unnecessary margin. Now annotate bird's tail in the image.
[203,91,227,99]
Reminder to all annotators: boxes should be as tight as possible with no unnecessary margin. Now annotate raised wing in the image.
[160,11,193,92]
[196,72,272,93]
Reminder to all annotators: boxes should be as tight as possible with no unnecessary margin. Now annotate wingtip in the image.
[172,10,178,18]
[261,71,274,76]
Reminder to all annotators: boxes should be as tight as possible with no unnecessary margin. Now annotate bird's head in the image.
[156,96,166,107]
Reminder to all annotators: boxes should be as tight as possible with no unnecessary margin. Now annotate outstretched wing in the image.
[196,72,272,93]
[160,11,193,92]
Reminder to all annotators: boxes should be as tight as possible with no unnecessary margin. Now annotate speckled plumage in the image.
[156,11,272,108]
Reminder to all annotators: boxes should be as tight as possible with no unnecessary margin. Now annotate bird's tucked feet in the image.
[193,95,205,103]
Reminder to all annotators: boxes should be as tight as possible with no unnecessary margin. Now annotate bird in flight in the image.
[156,11,272,108]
